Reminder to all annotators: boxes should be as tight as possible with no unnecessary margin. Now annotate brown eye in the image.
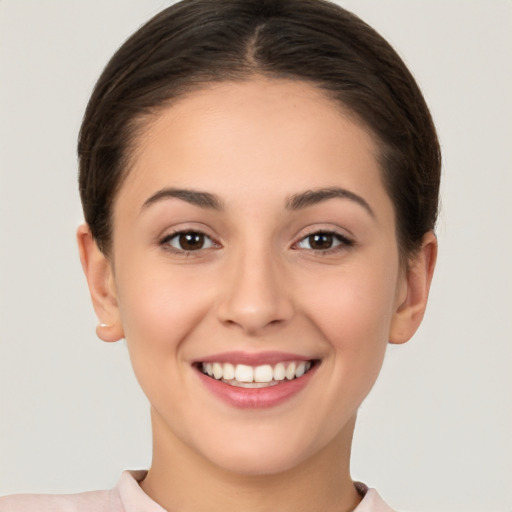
[164,231,215,252]
[307,233,334,250]
[296,231,352,252]
[179,232,205,250]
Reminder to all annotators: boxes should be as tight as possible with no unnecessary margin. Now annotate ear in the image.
[77,224,124,342]
[389,231,437,344]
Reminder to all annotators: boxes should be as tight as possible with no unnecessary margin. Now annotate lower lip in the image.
[196,364,318,409]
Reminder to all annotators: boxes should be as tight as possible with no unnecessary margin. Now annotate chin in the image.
[209,446,310,477]
[193,427,327,477]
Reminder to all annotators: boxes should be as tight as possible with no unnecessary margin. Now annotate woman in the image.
[0,0,439,510]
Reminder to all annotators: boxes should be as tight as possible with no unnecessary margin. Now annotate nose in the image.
[216,246,294,335]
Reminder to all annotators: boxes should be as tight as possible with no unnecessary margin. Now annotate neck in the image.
[140,409,361,512]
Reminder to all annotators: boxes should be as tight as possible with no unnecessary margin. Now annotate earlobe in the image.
[389,231,437,344]
[76,224,124,342]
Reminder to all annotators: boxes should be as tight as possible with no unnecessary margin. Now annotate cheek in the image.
[301,277,393,435]
[114,265,219,420]
[300,261,399,390]
[114,261,214,363]
[303,262,398,344]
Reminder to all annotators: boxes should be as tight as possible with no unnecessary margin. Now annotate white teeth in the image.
[222,363,235,380]
[235,364,254,383]
[295,361,306,378]
[212,362,223,380]
[201,360,313,385]
[229,380,279,388]
[273,363,286,381]
[285,362,296,380]
[254,364,273,383]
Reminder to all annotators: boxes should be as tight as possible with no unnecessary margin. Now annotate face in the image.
[93,79,417,475]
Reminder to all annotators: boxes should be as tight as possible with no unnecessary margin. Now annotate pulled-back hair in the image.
[78,0,441,258]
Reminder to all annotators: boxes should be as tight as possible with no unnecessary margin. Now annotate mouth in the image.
[197,360,317,388]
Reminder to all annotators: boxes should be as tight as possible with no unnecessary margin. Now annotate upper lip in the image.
[194,351,315,366]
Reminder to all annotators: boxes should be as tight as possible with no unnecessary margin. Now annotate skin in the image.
[78,78,437,512]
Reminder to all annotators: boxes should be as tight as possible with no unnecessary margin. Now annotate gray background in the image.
[1,1,511,511]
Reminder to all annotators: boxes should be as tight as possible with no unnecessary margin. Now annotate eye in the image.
[161,231,216,252]
[295,231,352,252]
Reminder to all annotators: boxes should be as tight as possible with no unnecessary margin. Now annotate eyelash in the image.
[159,229,354,255]
[159,230,219,255]
[293,230,354,255]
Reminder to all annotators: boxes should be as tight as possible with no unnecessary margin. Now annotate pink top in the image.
[0,470,394,511]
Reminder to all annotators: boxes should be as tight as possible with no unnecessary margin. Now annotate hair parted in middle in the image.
[78,0,441,258]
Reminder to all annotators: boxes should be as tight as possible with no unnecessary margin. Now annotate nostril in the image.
[218,302,292,334]
[215,259,295,333]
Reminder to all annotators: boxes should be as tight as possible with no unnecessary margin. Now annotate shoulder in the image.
[0,489,121,512]
[0,470,157,512]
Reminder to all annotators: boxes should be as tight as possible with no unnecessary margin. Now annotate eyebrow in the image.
[285,187,375,217]
[141,185,374,217]
[142,187,224,211]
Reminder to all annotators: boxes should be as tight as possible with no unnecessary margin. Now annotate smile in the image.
[201,361,314,388]
[194,352,319,409]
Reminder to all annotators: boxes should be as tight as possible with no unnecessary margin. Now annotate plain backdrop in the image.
[0,1,511,511]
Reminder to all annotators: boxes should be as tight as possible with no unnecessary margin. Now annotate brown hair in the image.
[78,0,441,257]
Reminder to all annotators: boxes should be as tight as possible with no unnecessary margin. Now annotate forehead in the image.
[118,78,390,216]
